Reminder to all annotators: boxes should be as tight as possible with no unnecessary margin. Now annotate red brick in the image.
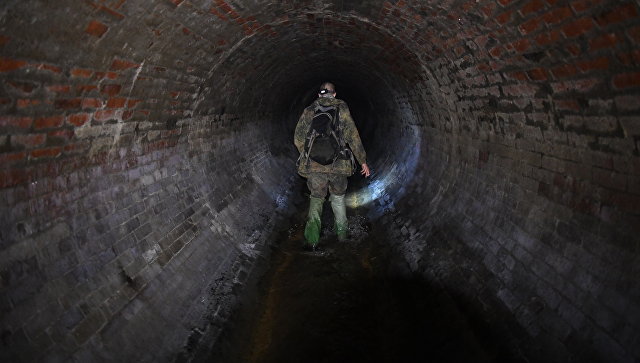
[571,0,604,13]
[210,7,228,20]
[512,38,530,52]
[477,63,491,72]
[106,97,127,108]
[535,29,561,45]
[480,4,495,17]
[617,50,640,66]
[0,57,27,72]
[112,0,127,9]
[94,71,118,80]
[170,0,184,5]
[34,116,64,129]
[0,169,28,188]
[110,59,139,71]
[543,7,572,24]
[555,99,581,111]
[595,3,639,26]
[520,0,545,16]
[562,18,594,38]
[68,113,89,126]
[37,64,62,73]
[85,20,109,37]
[0,116,32,129]
[54,98,82,109]
[31,147,62,159]
[589,33,619,51]
[94,109,117,122]
[122,110,134,120]
[528,68,548,81]
[71,68,93,78]
[96,4,125,19]
[571,0,604,12]
[100,84,121,96]
[11,134,46,148]
[46,85,71,93]
[489,46,502,58]
[498,0,514,5]
[576,57,609,72]
[613,72,640,89]
[0,151,27,164]
[17,99,40,108]
[495,10,513,25]
[82,98,102,109]
[519,17,542,35]
[47,129,74,141]
[77,85,98,93]
[551,64,579,79]
[507,71,528,81]
[551,78,599,93]
[218,1,233,14]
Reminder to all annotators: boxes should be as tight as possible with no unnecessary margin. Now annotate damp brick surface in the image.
[0,0,639,362]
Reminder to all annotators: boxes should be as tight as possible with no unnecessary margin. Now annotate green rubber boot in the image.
[329,194,348,241]
[304,196,324,247]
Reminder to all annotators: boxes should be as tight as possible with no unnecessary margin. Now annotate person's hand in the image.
[361,163,371,178]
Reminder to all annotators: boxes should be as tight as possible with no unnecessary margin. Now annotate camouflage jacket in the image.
[294,97,367,177]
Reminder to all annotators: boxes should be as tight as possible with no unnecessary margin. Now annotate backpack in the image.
[304,104,343,165]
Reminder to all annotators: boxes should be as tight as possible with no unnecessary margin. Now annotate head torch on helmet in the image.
[319,88,335,95]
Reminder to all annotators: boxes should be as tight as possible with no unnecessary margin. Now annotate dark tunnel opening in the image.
[1,1,640,362]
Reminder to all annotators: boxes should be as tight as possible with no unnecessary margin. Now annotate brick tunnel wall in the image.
[1,0,639,362]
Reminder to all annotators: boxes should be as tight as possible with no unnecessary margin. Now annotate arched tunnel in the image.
[1,0,640,362]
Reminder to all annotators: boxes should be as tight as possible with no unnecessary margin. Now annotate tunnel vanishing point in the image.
[1,0,640,362]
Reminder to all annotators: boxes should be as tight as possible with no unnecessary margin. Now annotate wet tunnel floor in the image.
[208,198,511,363]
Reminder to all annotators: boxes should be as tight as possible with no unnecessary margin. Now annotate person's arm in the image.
[294,109,311,153]
[340,103,370,177]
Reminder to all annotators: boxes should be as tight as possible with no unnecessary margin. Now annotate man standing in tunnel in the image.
[294,82,370,250]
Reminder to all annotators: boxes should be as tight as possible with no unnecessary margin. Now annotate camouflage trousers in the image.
[306,173,348,198]
[304,173,348,245]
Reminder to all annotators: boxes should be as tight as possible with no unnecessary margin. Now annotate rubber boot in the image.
[329,194,348,241]
[304,196,324,247]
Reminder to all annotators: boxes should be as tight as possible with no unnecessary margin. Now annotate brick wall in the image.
[0,1,296,361]
[1,0,639,361]
[375,0,640,361]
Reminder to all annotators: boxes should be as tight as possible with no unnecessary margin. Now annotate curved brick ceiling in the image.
[1,0,640,362]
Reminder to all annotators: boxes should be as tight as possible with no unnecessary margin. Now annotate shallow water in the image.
[206,199,513,363]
